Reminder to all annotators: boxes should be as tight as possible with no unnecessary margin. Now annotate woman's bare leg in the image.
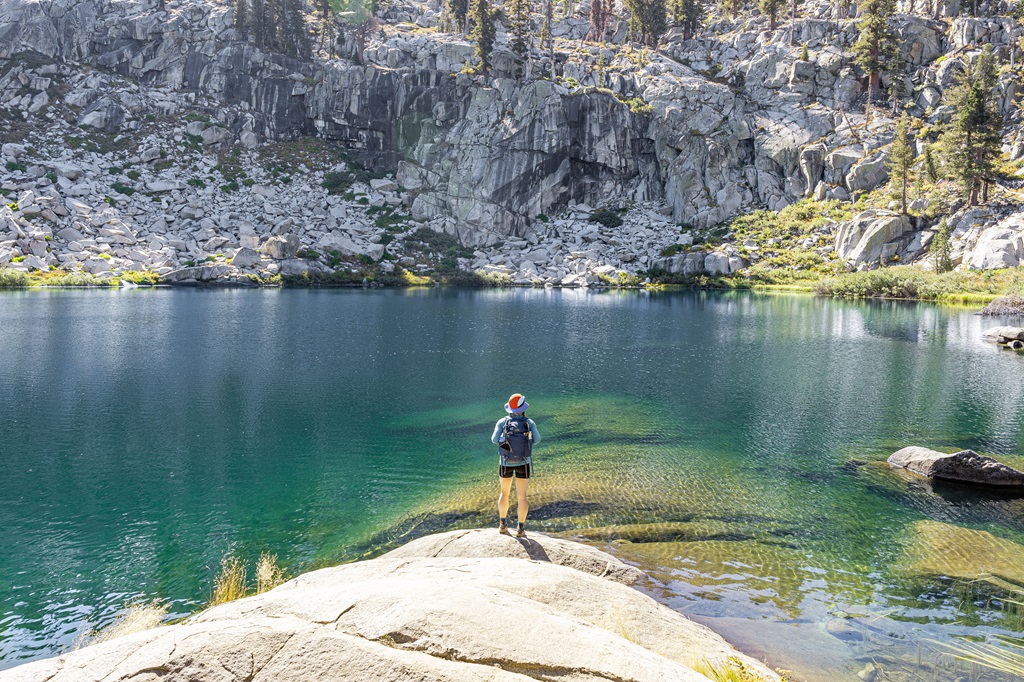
[514,476,529,524]
[498,475,514,521]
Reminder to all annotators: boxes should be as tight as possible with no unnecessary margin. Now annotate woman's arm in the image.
[491,417,507,444]
[528,419,541,445]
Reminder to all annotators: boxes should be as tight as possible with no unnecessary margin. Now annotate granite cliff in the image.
[2,0,1024,283]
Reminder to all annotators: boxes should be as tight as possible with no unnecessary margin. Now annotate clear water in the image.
[1,288,1023,680]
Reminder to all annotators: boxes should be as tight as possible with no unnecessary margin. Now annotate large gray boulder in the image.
[834,210,911,267]
[888,446,1024,487]
[846,153,889,192]
[261,235,301,260]
[0,530,780,682]
[160,265,231,283]
[967,222,1024,270]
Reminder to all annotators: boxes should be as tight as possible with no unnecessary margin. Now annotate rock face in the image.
[0,529,779,682]
[888,446,1024,487]
[966,217,1024,270]
[835,210,911,268]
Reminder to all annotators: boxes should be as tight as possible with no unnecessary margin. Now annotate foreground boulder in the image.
[888,446,1024,487]
[0,529,778,682]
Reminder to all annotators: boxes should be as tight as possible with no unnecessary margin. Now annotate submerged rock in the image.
[0,529,779,682]
[887,446,1024,487]
[902,520,1024,590]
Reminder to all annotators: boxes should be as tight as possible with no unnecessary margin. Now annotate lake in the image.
[1,287,1023,680]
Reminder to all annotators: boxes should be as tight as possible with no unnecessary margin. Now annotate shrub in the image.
[187,178,206,189]
[126,170,142,180]
[5,161,27,172]
[111,182,135,196]
[0,269,29,287]
[590,208,624,229]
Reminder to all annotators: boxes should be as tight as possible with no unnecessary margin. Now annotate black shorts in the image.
[499,463,531,479]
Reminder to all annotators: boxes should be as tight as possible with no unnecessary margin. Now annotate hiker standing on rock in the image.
[491,393,540,538]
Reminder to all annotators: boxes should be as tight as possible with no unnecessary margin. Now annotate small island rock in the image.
[887,446,1024,487]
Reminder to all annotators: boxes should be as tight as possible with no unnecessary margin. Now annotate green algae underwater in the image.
[2,287,1024,681]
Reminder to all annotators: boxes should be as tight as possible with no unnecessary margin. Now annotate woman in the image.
[490,393,541,537]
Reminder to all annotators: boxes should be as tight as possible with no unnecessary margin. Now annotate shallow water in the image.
[1,288,1023,679]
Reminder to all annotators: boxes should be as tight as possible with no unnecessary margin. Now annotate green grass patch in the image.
[815,266,1024,302]
[0,269,29,288]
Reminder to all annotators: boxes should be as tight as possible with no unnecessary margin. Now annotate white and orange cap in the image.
[504,393,529,414]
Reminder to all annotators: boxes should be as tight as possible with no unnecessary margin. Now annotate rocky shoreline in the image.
[0,529,782,682]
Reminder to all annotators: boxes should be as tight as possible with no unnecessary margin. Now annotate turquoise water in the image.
[1,288,1024,680]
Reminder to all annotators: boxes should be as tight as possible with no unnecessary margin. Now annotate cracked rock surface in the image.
[0,529,779,682]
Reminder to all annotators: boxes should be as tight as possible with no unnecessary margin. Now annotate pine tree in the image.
[923,143,939,182]
[251,0,269,47]
[235,0,250,37]
[720,0,742,18]
[940,45,1002,205]
[442,0,470,32]
[542,0,554,75]
[788,0,799,44]
[887,112,915,214]
[590,0,613,40]
[624,0,666,46]
[671,0,702,39]
[329,0,376,63]
[759,0,783,29]
[852,0,900,102]
[278,0,311,57]
[931,218,953,272]
[508,0,532,69]
[469,0,496,72]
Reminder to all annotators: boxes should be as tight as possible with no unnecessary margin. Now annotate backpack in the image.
[500,415,532,466]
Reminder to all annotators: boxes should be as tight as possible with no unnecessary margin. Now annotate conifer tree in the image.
[590,0,614,40]
[788,0,799,44]
[443,0,470,33]
[852,0,900,101]
[251,0,269,47]
[624,0,666,46]
[508,0,532,67]
[330,0,376,63]
[931,218,953,272]
[278,0,311,58]
[542,0,555,75]
[887,112,914,214]
[940,45,1002,205]
[671,0,702,39]
[759,0,783,29]
[235,0,250,37]
[470,0,496,72]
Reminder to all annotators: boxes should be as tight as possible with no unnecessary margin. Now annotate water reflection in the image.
[1,288,1023,681]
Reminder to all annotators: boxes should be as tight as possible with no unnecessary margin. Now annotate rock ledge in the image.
[0,529,779,681]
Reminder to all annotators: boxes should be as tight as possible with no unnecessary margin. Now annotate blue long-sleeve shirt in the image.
[491,415,541,464]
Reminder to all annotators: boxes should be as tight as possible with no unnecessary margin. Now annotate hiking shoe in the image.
[498,520,509,535]
[516,523,526,538]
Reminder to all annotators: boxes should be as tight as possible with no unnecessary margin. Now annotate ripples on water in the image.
[1,288,1023,681]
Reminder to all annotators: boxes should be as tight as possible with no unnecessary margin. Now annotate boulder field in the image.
[0,529,781,682]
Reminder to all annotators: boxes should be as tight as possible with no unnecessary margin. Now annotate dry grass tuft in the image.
[209,554,248,606]
[691,656,771,682]
[74,600,169,649]
[256,552,286,594]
